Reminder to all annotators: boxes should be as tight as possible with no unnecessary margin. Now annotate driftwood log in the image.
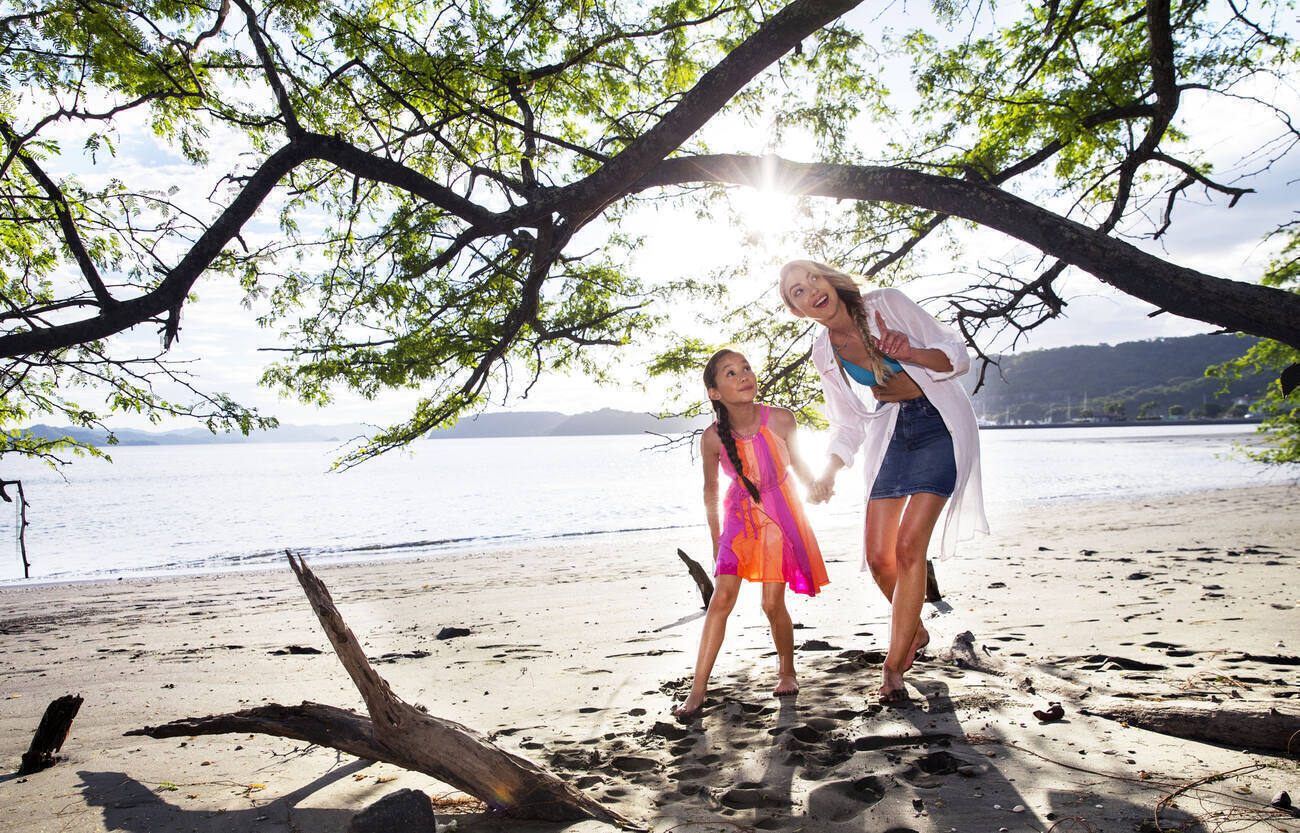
[128,554,637,827]
[940,631,1300,754]
[924,559,941,602]
[676,548,714,609]
[18,693,83,775]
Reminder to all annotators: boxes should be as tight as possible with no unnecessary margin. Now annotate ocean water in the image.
[0,424,1292,582]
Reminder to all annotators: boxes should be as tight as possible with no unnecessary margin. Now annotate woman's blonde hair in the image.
[778,259,893,383]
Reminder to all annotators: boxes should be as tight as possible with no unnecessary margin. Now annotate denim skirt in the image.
[869,395,957,500]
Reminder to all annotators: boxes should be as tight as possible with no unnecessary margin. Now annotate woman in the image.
[778,259,988,702]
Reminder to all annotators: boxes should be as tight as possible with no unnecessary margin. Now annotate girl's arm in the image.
[700,426,723,556]
[770,408,833,503]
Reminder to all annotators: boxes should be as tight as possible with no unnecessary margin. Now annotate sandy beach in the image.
[2,483,1297,832]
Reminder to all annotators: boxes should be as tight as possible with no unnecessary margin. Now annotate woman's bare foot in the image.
[877,667,907,704]
[673,691,707,721]
[901,624,930,672]
[774,672,799,697]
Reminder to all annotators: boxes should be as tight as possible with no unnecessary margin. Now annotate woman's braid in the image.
[841,289,893,383]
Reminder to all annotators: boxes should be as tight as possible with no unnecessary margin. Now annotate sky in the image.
[30,1,1300,431]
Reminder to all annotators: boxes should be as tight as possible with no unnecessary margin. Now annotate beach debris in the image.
[939,632,1300,753]
[435,627,471,640]
[925,559,943,602]
[675,548,714,608]
[1032,702,1065,723]
[127,554,640,828]
[347,788,437,833]
[270,645,322,655]
[1273,790,1299,816]
[18,693,83,775]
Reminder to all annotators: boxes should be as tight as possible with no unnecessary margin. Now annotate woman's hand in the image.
[872,310,916,361]
[807,473,835,504]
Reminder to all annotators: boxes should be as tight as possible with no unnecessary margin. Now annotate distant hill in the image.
[18,409,709,447]
[968,333,1270,423]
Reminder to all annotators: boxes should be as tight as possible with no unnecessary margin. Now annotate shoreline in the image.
[1,483,1297,832]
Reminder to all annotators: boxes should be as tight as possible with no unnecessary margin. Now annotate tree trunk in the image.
[19,694,83,775]
[938,631,1300,754]
[128,554,638,828]
[676,548,714,608]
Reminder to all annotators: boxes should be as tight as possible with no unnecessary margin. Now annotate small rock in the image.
[436,627,471,640]
[798,639,839,651]
[1012,804,1025,813]
[1271,790,1292,810]
[957,765,979,777]
[347,788,436,833]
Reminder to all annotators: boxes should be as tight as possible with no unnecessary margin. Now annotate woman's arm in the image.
[700,427,722,555]
[873,288,971,380]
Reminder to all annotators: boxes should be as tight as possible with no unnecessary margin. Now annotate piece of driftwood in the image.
[939,631,1300,754]
[128,554,637,827]
[676,548,714,609]
[1081,700,1300,754]
[19,693,83,774]
[924,559,941,602]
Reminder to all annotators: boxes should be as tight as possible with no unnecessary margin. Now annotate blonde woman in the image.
[779,260,988,702]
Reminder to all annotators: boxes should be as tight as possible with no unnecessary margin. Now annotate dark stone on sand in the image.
[1080,549,1097,556]
[987,581,1007,588]
[435,627,471,640]
[1126,572,1150,580]
[799,639,840,651]
[347,788,436,833]
[271,645,322,655]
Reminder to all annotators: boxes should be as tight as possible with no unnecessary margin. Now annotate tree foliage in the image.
[1,0,1299,468]
[1208,230,1300,463]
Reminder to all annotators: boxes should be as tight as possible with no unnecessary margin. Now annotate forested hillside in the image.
[969,334,1271,423]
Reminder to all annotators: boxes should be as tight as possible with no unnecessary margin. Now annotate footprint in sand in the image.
[720,784,791,810]
[806,775,887,821]
[898,749,965,788]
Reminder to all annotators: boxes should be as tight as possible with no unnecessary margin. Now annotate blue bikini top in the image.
[834,346,903,387]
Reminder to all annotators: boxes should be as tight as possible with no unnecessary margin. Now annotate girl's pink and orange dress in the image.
[716,405,829,596]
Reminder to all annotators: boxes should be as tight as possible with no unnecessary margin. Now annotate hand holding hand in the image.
[872,310,915,361]
[807,475,835,504]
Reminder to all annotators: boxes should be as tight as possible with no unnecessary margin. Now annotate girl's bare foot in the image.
[901,624,931,672]
[673,691,706,721]
[774,672,799,697]
[878,667,907,704]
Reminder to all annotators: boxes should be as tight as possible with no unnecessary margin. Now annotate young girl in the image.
[674,349,830,720]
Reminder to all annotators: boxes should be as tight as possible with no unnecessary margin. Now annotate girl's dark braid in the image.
[839,288,893,383]
[712,399,762,503]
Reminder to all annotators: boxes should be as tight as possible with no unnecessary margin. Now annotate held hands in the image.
[872,310,914,361]
[806,475,835,504]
